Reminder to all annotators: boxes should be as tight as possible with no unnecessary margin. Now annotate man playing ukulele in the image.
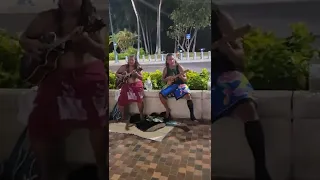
[159,53,198,122]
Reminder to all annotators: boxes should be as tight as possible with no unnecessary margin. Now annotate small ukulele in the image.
[167,69,190,85]
[212,24,252,50]
[20,19,105,85]
[116,66,143,89]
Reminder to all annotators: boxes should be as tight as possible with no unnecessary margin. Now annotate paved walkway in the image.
[109,119,211,180]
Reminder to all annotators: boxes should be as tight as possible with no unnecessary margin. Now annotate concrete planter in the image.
[0,89,320,180]
[109,89,211,120]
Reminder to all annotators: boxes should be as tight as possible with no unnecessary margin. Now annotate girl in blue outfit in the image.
[212,3,272,180]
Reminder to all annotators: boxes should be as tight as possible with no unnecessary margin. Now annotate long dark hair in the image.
[54,0,99,36]
[212,2,220,22]
[212,2,222,43]
[126,55,141,71]
[165,53,179,69]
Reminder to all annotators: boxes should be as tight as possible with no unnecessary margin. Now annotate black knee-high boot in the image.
[187,100,197,121]
[244,121,271,180]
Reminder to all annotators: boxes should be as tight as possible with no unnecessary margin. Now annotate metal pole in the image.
[109,5,118,63]
[131,0,140,62]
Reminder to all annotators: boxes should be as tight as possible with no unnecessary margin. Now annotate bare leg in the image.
[118,105,126,121]
[31,138,67,180]
[137,101,144,121]
[124,105,129,118]
[159,93,171,118]
[89,128,108,180]
[119,104,131,130]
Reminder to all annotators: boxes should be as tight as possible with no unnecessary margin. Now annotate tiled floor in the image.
[109,119,211,180]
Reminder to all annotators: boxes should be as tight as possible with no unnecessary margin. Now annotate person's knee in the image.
[184,93,192,100]
[159,93,166,99]
[232,101,259,122]
[137,101,144,109]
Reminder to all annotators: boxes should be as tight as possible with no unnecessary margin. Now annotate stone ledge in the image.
[293,91,320,118]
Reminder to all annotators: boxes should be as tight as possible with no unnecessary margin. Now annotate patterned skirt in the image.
[212,71,255,122]
[160,83,191,100]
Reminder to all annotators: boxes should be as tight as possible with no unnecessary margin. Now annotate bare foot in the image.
[125,123,130,131]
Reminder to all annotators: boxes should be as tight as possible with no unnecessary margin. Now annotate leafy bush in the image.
[0,23,318,90]
[109,68,210,90]
[109,46,145,60]
[0,30,25,88]
[244,23,317,90]
[109,29,137,52]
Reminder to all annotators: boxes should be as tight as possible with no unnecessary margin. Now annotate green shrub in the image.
[109,68,210,90]
[244,23,316,90]
[0,30,26,88]
[0,23,317,90]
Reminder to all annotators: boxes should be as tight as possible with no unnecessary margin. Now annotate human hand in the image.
[132,71,138,76]
[179,74,185,79]
[70,26,88,42]
[28,39,45,54]
[217,35,233,54]
[166,76,174,82]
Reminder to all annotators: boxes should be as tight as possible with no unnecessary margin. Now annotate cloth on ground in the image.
[130,112,178,132]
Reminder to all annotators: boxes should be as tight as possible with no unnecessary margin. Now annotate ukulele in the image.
[167,69,190,85]
[212,24,252,50]
[116,66,143,89]
[19,19,105,85]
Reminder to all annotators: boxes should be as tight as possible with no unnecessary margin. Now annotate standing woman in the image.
[211,3,272,180]
[19,0,108,179]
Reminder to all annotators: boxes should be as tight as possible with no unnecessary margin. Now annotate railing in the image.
[123,51,211,62]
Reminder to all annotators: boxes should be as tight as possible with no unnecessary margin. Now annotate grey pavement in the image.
[108,59,211,73]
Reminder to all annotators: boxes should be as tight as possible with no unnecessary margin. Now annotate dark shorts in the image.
[28,60,107,140]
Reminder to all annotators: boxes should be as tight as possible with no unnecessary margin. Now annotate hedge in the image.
[0,23,319,90]
[109,68,210,90]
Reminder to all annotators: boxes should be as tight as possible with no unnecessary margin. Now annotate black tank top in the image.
[211,8,236,73]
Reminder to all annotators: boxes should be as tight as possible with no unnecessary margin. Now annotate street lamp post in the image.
[109,5,118,63]
[131,0,140,62]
